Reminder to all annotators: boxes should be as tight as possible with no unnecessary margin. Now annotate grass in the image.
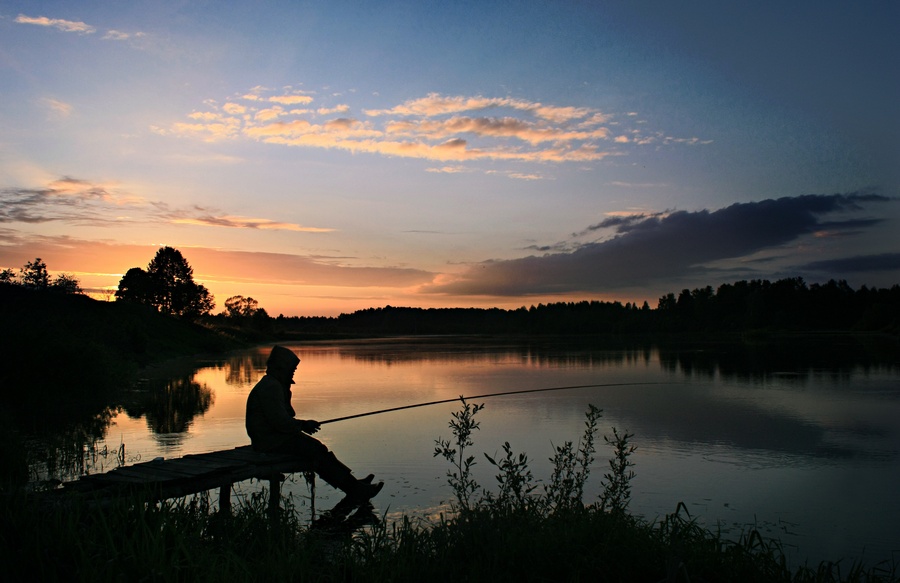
[2,400,897,582]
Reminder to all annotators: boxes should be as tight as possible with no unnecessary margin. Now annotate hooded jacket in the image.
[245,346,304,452]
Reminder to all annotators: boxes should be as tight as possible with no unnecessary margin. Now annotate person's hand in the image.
[300,420,321,434]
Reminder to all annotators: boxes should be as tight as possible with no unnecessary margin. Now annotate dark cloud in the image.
[0,180,127,226]
[0,188,51,223]
[580,213,660,234]
[798,253,900,275]
[425,193,893,296]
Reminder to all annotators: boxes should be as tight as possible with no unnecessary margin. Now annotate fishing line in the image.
[319,381,661,424]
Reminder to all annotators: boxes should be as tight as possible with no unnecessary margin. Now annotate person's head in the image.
[266,345,300,385]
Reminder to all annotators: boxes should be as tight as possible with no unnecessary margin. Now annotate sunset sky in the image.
[1,1,898,316]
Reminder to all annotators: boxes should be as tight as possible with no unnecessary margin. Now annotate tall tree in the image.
[21,258,49,289]
[115,267,155,306]
[223,295,259,318]
[116,247,214,318]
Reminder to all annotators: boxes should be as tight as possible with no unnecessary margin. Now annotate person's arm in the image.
[281,385,319,433]
[298,419,320,434]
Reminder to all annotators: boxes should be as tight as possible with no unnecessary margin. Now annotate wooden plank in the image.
[199,452,270,465]
[129,462,228,480]
[104,466,183,481]
[198,448,294,464]
[113,466,197,480]
[154,460,233,477]
[167,457,237,471]
[59,445,315,505]
[76,473,149,486]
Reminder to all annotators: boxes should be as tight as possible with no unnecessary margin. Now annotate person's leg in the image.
[273,434,381,500]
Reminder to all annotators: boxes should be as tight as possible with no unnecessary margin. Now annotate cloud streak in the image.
[15,14,95,34]
[0,177,328,233]
[798,253,900,274]
[154,88,707,166]
[171,216,333,233]
[15,13,144,41]
[424,193,894,296]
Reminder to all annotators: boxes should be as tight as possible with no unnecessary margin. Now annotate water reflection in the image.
[658,335,899,382]
[124,376,215,442]
[16,336,900,566]
[221,350,269,386]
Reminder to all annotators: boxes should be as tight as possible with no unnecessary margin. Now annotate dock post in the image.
[268,473,284,516]
[219,483,232,514]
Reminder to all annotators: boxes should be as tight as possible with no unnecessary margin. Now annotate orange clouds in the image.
[171,216,333,232]
[155,88,704,166]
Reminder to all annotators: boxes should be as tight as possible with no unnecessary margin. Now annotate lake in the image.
[29,336,900,568]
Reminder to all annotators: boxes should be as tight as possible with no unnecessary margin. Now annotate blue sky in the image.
[1,1,897,316]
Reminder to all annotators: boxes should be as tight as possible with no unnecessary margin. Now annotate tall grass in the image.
[3,399,897,582]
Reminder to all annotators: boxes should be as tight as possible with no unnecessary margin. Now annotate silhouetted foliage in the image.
[50,273,82,294]
[116,247,214,319]
[223,295,259,318]
[115,267,155,306]
[21,257,50,288]
[0,257,83,293]
[655,277,900,334]
[268,277,900,338]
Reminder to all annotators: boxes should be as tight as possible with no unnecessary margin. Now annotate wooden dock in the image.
[57,445,314,513]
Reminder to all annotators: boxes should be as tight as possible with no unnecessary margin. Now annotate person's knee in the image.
[298,434,330,456]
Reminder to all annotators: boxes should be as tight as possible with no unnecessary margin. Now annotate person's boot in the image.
[325,478,382,520]
[352,478,383,503]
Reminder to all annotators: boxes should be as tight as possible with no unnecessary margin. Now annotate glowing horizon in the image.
[1,2,897,317]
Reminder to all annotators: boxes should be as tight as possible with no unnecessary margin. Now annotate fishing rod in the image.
[319,381,660,425]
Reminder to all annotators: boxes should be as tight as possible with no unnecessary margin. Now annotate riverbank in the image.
[5,394,898,583]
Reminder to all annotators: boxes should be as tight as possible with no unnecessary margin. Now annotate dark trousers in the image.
[269,433,356,493]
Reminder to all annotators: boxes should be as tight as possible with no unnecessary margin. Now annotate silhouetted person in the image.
[246,345,383,508]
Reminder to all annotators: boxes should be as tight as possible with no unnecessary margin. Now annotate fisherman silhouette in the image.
[246,345,383,517]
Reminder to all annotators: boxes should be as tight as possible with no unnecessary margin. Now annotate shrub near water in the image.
[415,399,898,582]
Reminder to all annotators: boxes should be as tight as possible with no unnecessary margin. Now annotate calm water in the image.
[35,338,900,567]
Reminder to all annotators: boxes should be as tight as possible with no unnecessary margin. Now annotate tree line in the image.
[274,278,900,337]
[5,246,899,336]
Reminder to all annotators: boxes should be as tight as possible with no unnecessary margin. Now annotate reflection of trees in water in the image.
[15,348,251,483]
[223,351,267,386]
[124,376,214,437]
[328,336,897,381]
[658,336,899,382]
[334,339,657,368]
